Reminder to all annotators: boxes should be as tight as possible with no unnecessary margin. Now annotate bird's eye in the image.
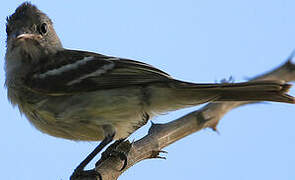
[39,23,48,35]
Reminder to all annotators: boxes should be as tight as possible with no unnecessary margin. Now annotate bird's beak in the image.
[11,31,41,41]
[17,33,39,40]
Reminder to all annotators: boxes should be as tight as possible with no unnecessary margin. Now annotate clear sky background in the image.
[1,1,295,180]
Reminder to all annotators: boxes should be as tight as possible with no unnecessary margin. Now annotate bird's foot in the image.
[70,169,102,180]
[95,139,129,171]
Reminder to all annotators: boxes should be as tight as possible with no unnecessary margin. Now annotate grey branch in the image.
[74,53,295,180]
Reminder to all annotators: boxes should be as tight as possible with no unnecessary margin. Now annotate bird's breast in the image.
[17,87,151,141]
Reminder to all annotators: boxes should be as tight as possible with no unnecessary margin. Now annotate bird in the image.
[5,2,295,179]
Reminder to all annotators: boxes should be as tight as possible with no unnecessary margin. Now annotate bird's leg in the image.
[95,138,128,171]
[71,125,115,180]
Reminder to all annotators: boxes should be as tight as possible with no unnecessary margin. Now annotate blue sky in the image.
[1,1,295,180]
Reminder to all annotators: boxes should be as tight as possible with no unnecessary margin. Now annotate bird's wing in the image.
[24,49,173,95]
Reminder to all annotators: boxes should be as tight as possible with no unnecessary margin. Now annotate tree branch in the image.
[73,54,295,180]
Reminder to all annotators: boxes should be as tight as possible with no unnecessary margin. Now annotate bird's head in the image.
[6,2,62,63]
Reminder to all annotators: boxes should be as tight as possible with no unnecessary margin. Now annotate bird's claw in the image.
[70,169,102,180]
[95,139,128,171]
[110,150,128,171]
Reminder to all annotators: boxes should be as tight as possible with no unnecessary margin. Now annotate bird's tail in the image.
[174,80,295,103]
[149,80,294,114]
